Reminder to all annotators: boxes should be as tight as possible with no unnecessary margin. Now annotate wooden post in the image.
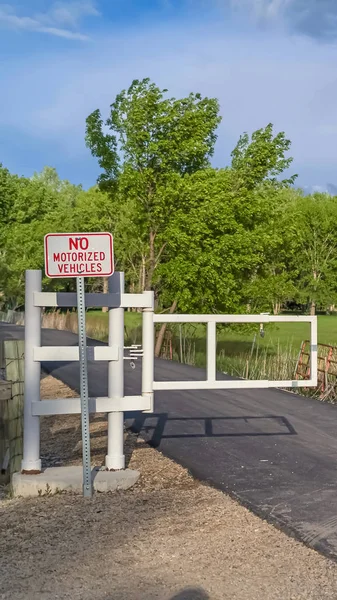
[4,340,24,476]
[0,380,12,484]
[0,338,13,369]
[102,277,109,312]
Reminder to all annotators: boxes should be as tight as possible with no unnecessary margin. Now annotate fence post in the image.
[142,291,154,413]
[207,321,216,382]
[21,270,42,473]
[4,340,25,476]
[105,272,125,470]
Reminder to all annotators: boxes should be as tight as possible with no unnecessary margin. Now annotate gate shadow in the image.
[129,413,297,448]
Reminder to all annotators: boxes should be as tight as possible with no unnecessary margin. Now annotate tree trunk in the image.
[154,300,177,358]
[141,256,146,292]
[130,282,135,312]
[146,231,155,290]
[310,270,317,316]
[273,302,281,315]
[102,277,109,313]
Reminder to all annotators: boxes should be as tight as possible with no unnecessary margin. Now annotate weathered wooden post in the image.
[0,379,12,483]
[4,340,25,476]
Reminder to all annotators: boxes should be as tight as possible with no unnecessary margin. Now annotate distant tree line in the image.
[1,78,337,320]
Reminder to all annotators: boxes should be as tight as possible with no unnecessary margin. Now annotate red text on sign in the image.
[69,237,89,251]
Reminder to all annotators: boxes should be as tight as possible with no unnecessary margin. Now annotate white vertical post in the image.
[22,270,42,472]
[76,276,92,498]
[207,321,216,382]
[142,291,155,413]
[310,316,318,386]
[106,272,125,470]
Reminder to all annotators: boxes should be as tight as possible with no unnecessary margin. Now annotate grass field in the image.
[81,311,337,387]
[87,310,337,350]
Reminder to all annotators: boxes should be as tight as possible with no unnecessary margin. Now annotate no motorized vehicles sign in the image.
[44,232,114,278]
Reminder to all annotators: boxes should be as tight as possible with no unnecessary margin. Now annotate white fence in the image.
[20,270,318,476]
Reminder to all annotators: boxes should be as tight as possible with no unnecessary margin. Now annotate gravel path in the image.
[0,376,337,600]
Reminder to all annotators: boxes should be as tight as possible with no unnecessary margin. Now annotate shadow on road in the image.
[130,413,297,448]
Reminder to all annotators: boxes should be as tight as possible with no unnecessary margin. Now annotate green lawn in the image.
[86,311,337,354]
[85,310,337,380]
[87,310,140,327]
[218,316,337,353]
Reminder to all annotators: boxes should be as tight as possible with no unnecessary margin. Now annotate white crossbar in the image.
[153,379,312,391]
[121,293,153,308]
[33,346,118,362]
[34,291,153,309]
[32,395,151,415]
[153,314,315,323]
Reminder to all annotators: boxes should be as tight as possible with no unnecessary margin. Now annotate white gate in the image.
[21,270,317,475]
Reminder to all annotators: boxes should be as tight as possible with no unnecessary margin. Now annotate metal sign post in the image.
[44,232,114,498]
[76,276,92,497]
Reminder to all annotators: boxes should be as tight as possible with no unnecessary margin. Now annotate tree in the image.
[242,187,299,314]
[74,187,147,302]
[0,166,77,307]
[287,193,337,315]
[85,78,221,293]
[158,122,298,317]
[158,169,275,314]
[231,123,297,189]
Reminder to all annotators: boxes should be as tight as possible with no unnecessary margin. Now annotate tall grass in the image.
[42,310,142,346]
[41,311,108,341]
[217,343,297,382]
[167,324,297,382]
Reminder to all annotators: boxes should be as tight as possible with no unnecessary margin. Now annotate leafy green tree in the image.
[158,123,298,317]
[243,187,299,314]
[85,78,221,292]
[287,193,337,314]
[158,169,274,314]
[74,187,146,298]
[0,166,76,307]
[32,166,82,208]
[74,186,115,232]
[231,123,297,189]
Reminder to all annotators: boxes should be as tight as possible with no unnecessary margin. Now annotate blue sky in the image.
[1,0,337,192]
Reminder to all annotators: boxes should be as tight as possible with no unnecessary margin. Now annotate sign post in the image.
[44,233,114,497]
[76,276,91,497]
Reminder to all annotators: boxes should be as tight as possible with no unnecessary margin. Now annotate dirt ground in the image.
[0,376,337,600]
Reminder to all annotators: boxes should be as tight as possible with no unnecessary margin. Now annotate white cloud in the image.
[231,0,337,41]
[0,1,99,40]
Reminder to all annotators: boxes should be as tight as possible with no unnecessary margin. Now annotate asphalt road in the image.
[2,322,337,560]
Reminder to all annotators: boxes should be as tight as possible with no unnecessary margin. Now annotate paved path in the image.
[2,323,337,559]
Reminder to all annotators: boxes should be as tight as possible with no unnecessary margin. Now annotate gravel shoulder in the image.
[0,375,337,600]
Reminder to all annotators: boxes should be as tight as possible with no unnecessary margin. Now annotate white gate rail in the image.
[152,314,318,391]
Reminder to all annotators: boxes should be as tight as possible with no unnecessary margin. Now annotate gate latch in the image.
[124,345,143,369]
